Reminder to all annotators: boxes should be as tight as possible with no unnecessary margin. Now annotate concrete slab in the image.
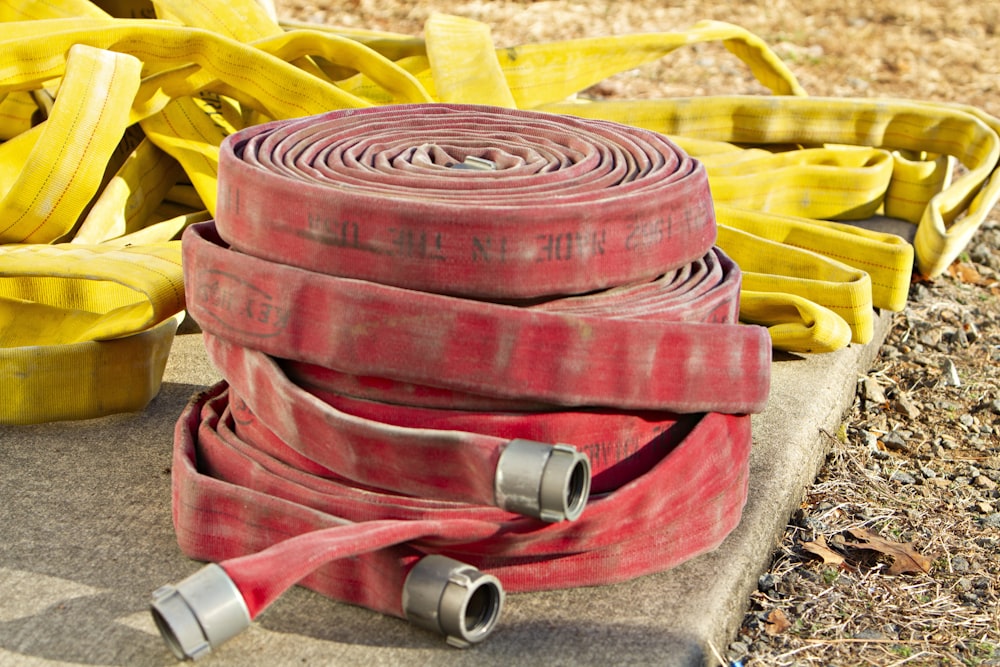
[0,310,891,667]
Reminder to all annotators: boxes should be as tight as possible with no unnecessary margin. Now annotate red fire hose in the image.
[151,104,772,661]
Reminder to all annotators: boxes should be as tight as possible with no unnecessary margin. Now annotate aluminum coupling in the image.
[150,563,251,661]
[403,554,505,648]
[494,439,591,522]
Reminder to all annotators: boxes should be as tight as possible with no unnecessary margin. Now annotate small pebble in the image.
[951,555,970,572]
[970,242,993,265]
[894,395,921,420]
[857,429,879,449]
[976,475,998,491]
[940,358,961,387]
[861,376,887,404]
[918,331,941,348]
[939,437,958,450]
[880,344,901,359]
[891,471,918,485]
[728,640,749,658]
[882,431,909,452]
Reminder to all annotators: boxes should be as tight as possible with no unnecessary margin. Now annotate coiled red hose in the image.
[157,104,771,659]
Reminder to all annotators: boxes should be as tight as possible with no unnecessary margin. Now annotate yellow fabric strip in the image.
[139,97,230,215]
[716,225,874,347]
[0,0,109,21]
[539,95,997,282]
[0,20,372,117]
[152,0,282,40]
[0,241,184,424]
[495,20,806,109]
[424,13,517,108]
[0,44,141,244]
[0,242,184,343]
[0,91,39,140]
[738,291,851,355]
[101,210,211,247]
[714,205,914,313]
[885,150,953,224]
[0,313,180,425]
[72,137,184,244]
[698,146,895,222]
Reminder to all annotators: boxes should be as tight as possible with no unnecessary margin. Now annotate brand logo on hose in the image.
[197,269,289,338]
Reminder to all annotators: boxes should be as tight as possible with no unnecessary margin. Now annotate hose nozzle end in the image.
[150,563,251,661]
[495,439,591,522]
[403,555,504,648]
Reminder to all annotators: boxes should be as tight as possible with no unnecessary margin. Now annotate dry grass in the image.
[743,415,1000,665]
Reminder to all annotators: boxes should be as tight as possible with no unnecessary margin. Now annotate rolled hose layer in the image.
[164,104,770,657]
[214,103,718,299]
[170,382,752,610]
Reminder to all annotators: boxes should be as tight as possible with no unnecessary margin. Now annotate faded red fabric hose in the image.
[172,384,751,613]
[214,104,718,299]
[160,104,771,657]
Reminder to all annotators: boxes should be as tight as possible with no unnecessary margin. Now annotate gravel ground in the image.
[272,3,1000,663]
[734,226,1000,665]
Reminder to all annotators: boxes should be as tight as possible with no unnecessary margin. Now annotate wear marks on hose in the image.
[197,269,289,337]
[535,230,606,262]
[302,214,446,260]
[388,227,446,261]
[586,423,672,477]
[472,235,507,263]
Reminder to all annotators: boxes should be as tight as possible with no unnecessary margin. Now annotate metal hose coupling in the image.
[402,555,505,648]
[150,563,251,661]
[494,439,591,522]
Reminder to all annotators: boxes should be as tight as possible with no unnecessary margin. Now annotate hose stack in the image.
[151,104,771,659]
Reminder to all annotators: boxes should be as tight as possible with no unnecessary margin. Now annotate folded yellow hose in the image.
[3,0,999,422]
[540,95,997,284]
[0,242,184,424]
[0,43,140,244]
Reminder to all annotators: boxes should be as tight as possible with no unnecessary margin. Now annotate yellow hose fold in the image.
[3,0,999,422]
[0,242,184,424]
[0,43,140,244]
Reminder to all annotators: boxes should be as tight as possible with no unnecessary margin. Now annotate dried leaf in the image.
[844,527,932,575]
[801,535,845,566]
[948,261,988,285]
[764,608,792,636]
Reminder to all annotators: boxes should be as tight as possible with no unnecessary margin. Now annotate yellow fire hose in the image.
[2,0,998,423]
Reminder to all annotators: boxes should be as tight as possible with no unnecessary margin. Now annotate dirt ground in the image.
[272,2,1000,664]
[275,0,999,115]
